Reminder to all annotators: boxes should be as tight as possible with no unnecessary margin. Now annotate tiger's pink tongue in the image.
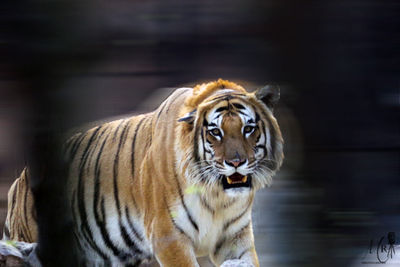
[227,173,247,184]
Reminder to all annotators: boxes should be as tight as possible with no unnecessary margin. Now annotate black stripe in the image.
[124,206,144,242]
[19,229,26,241]
[215,113,222,120]
[201,128,207,160]
[171,222,194,244]
[78,135,100,172]
[78,126,101,170]
[71,192,92,257]
[156,100,169,119]
[73,232,84,255]
[113,119,126,142]
[164,195,194,244]
[173,168,199,232]
[165,89,188,114]
[113,121,144,255]
[209,94,245,103]
[128,187,139,215]
[236,110,248,116]
[70,192,79,237]
[204,148,212,154]
[223,200,252,231]
[260,110,277,162]
[238,248,250,259]
[9,179,18,216]
[69,132,87,161]
[214,237,226,257]
[144,117,153,148]
[113,120,130,216]
[233,103,246,110]
[260,120,267,148]
[232,221,251,239]
[92,134,116,259]
[75,197,107,260]
[22,169,32,241]
[77,126,108,260]
[263,117,279,171]
[64,135,76,154]
[3,224,10,239]
[193,126,201,162]
[78,207,107,256]
[86,125,109,172]
[200,197,215,215]
[254,125,261,144]
[221,199,235,209]
[23,177,29,230]
[93,133,109,209]
[268,120,277,163]
[119,220,142,255]
[90,127,136,261]
[127,117,146,216]
[258,120,268,158]
[100,197,130,261]
[216,106,229,112]
[214,221,251,258]
[131,117,146,178]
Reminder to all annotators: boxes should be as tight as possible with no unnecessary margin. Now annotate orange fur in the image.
[4,80,283,267]
[186,79,247,108]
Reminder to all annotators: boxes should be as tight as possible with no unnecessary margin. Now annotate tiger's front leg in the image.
[152,216,200,267]
[211,224,259,267]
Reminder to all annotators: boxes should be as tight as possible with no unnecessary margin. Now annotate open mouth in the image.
[222,173,252,190]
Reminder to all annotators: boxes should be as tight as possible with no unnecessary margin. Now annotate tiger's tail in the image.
[3,168,37,243]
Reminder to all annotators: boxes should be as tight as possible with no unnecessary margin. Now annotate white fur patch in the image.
[224,187,252,198]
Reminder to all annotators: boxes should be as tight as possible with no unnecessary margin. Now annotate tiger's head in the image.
[177,80,284,197]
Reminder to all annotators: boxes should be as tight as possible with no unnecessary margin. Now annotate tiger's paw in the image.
[220,259,255,267]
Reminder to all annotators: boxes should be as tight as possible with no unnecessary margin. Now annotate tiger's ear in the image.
[178,109,197,124]
[255,84,280,110]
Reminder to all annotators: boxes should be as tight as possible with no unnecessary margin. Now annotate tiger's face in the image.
[203,99,260,188]
[181,86,283,196]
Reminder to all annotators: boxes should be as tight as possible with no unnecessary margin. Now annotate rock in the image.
[0,241,39,267]
[220,259,255,267]
[0,241,24,267]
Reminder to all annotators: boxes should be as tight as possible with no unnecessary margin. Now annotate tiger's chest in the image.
[173,192,253,256]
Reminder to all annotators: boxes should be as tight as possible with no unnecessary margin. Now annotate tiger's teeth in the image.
[226,175,247,184]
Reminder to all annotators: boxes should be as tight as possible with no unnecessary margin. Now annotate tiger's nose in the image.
[225,159,246,167]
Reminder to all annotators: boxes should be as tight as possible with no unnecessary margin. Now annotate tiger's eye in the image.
[243,126,254,134]
[211,128,221,136]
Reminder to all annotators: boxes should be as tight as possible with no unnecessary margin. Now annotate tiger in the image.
[3,79,284,267]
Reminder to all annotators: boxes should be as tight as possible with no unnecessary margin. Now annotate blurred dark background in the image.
[0,0,399,266]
